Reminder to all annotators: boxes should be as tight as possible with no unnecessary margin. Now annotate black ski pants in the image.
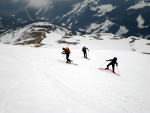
[107,62,115,72]
[66,53,70,62]
[83,51,87,58]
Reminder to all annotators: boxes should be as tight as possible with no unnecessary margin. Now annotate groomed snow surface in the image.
[0,43,150,113]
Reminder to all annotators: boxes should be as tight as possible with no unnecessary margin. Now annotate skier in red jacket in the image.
[62,47,71,63]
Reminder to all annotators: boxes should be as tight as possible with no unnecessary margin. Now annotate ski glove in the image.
[62,51,67,54]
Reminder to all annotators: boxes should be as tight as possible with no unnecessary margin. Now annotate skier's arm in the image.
[106,59,112,61]
[62,47,67,54]
[116,62,118,66]
[61,51,66,54]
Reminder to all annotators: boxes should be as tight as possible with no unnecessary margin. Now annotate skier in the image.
[105,57,118,73]
[62,47,72,63]
[82,46,89,58]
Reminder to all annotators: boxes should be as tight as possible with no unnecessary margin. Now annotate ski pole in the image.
[83,52,84,58]
[100,61,106,68]
[116,66,120,76]
[88,51,90,59]
[62,53,66,61]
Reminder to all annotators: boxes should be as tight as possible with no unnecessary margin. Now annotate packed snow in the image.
[0,38,150,113]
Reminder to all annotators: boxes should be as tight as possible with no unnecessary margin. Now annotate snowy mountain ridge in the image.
[0,22,77,46]
[0,22,150,54]
[1,0,150,38]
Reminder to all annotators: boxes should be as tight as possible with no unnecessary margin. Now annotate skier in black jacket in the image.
[82,46,89,58]
[105,57,118,73]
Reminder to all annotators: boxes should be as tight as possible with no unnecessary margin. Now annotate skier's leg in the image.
[67,54,72,62]
[85,52,87,58]
[66,54,69,62]
[107,62,111,69]
[112,64,115,73]
[68,54,71,62]
[84,52,86,58]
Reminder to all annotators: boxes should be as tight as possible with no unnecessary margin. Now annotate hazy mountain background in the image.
[0,0,150,39]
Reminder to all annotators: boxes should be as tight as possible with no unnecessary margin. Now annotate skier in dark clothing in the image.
[62,47,72,63]
[105,57,118,73]
[82,46,89,58]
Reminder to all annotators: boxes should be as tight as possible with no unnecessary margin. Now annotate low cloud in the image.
[11,0,53,8]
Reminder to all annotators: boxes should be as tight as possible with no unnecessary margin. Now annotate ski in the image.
[82,57,90,60]
[99,68,120,76]
[58,60,78,66]
[85,58,90,60]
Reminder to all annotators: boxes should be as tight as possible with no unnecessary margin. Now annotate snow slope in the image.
[0,42,150,113]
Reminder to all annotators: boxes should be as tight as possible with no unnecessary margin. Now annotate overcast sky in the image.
[0,0,82,15]
[11,0,78,8]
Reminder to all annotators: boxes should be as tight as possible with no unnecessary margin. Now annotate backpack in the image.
[66,47,71,54]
